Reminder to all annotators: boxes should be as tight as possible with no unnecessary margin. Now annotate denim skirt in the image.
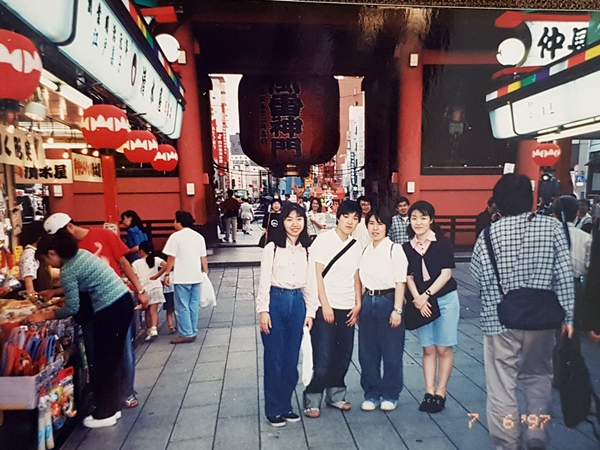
[417,290,460,347]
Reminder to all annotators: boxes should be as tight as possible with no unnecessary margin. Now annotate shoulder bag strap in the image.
[322,239,357,279]
[483,227,504,295]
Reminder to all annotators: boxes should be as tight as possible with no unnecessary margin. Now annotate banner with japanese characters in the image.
[72,153,103,183]
[0,124,46,169]
[238,76,340,177]
[14,159,73,184]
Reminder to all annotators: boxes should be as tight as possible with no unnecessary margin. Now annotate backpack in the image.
[553,334,600,440]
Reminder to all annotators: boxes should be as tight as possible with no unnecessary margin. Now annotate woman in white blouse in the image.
[358,209,408,412]
[307,197,327,241]
[256,203,318,428]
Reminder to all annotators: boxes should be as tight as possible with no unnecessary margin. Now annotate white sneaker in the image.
[149,327,158,337]
[361,399,378,411]
[144,332,153,341]
[83,414,118,428]
[380,400,398,411]
[115,411,122,420]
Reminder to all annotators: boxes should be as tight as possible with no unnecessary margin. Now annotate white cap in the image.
[44,213,72,235]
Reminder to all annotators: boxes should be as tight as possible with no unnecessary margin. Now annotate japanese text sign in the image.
[0,124,46,169]
[72,153,103,183]
[14,159,73,184]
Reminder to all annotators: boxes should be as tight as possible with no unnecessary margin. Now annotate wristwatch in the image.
[425,289,432,297]
[393,308,403,314]
[138,288,146,295]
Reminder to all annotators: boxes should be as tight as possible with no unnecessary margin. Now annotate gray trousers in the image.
[225,217,237,241]
[484,329,555,450]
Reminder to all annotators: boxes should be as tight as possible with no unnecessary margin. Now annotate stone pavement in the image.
[62,263,600,450]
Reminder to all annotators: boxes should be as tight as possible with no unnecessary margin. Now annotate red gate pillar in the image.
[396,31,423,201]
[515,140,541,208]
[101,154,120,223]
[174,22,208,224]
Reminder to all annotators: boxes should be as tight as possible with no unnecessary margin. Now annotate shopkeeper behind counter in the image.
[19,221,53,294]
[27,231,134,429]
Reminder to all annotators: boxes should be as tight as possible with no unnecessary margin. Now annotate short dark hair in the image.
[271,198,283,208]
[578,199,591,209]
[175,210,194,228]
[308,196,322,213]
[396,196,410,207]
[553,196,578,223]
[406,200,442,238]
[268,203,311,248]
[365,209,392,234]
[336,200,362,220]
[487,197,496,207]
[227,189,234,197]
[20,221,46,247]
[36,228,79,260]
[493,174,533,217]
[357,195,371,205]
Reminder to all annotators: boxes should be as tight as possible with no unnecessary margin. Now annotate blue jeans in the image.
[174,283,201,338]
[303,308,354,409]
[358,292,405,401]
[261,287,306,417]
[124,324,136,398]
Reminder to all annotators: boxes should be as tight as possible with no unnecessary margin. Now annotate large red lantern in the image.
[152,144,178,171]
[81,105,130,149]
[124,130,158,163]
[532,143,561,166]
[238,76,339,177]
[0,30,43,101]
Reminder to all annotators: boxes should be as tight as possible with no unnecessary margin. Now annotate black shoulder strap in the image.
[322,239,357,279]
[390,242,395,258]
[483,227,503,295]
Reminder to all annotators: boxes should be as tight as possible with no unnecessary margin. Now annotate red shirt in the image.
[78,228,129,275]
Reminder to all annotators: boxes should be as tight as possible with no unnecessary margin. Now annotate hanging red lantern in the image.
[0,30,43,102]
[238,76,339,177]
[124,130,158,163]
[532,143,561,166]
[152,144,178,171]
[81,105,130,149]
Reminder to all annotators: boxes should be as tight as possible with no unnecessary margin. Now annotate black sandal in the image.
[430,394,446,413]
[418,393,435,412]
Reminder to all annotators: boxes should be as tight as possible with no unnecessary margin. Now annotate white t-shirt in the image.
[359,237,408,290]
[163,227,207,284]
[351,219,371,249]
[132,256,165,292]
[307,211,326,236]
[311,229,361,309]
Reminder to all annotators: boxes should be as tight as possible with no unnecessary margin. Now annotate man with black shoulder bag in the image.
[470,174,575,450]
[302,200,364,419]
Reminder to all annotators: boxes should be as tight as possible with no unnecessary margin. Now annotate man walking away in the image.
[163,211,208,344]
[222,190,241,243]
[470,174,574,450]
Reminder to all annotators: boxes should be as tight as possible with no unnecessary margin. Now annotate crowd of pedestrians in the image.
[256,174,596,450]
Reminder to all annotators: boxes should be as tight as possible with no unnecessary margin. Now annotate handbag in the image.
[258,212,272,248]
[483,226,565,330]
[403,288,441,330]
[553,334,600,440]
[301,326,313,386]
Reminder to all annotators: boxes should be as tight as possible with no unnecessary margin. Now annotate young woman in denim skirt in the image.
[358,209,408,412]
[402,201,460,414]
[256,203,318,427]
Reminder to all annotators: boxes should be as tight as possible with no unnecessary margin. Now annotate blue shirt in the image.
[54,250,130,319]
[126,225,148,262]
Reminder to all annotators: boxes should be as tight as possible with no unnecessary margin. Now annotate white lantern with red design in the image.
[81,105,130,149]
[152,144,178,171]
[0,29,43,101]
[532,143,561,166]
[124,130,158,163]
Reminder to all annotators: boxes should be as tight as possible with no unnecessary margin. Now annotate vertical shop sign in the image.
[0,124,46,168]
[72,153,103,182]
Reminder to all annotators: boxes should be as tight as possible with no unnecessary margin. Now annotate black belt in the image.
[365,288,395,296]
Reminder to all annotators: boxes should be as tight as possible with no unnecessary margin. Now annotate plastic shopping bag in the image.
[301,326,313,386]
[200,272,217,308]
